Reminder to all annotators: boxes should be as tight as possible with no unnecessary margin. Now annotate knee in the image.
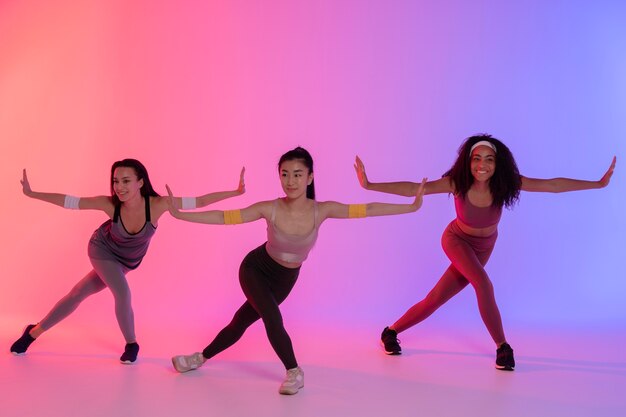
[471,277,495,298]
[260,311,284,331]
[230,310,256,330]
[424,279,466,305]
[67,286,91,303]
[111,287,132,306]
[424,287,446,305]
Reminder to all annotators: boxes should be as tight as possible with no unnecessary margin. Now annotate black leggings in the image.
[202,244,300,369]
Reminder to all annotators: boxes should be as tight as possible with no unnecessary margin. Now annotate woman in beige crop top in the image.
[166,146,427,395]
[356,134,615,371]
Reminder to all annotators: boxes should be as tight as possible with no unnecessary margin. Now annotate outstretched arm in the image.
[168,167,246,209]
[21,169,112,211]
[165,184,266,225]
[321,178,427,220]
[355,156,452,196]
[521,156,616,193]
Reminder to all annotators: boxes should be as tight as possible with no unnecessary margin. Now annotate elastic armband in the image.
[224,209,243,225]
[64,195,80,210]
[348,204,367,218]
[181,197,197,210]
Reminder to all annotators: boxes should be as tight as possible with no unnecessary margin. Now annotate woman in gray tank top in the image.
[10,159,245,364]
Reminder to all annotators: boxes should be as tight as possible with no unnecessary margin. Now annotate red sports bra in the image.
[454,194,502,228]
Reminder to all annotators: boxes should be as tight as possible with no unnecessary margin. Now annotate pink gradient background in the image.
[1,0,624,353]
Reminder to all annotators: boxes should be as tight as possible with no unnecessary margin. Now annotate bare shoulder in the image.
[150,195,168,209]
[253,199,276,209]
[245,199,276,219]
[426,177,455,195]
[150,195,170,217]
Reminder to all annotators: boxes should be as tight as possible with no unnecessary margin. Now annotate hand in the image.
[21,169,33,196]
[237,167,246,195]
[165,184,181,217]
[412,178,428,211]
[598,156,616,188]
[354,156,369,189]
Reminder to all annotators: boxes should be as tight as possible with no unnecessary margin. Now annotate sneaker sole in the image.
[120,359,137,365]
[171,358,196,373]
[11,351,26,356]
[495,365,514,371]
[379,341,401,355]
[279,384,304,395]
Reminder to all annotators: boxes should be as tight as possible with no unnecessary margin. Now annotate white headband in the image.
[470,140,497,154]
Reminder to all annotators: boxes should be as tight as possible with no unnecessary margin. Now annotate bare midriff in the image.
[455,218,498,237]
[270,255,303,270]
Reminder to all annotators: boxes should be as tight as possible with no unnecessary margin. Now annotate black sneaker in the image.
[120,342,139,364]
[380,327,401,355]
[495,342,515,371]
[10,324,37,355]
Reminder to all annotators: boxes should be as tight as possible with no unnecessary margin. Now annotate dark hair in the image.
[278,147,315,199]
[110,159,160,205]
[443,134,521,208]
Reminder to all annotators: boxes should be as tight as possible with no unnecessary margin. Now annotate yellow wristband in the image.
[223,209,243,225]
[348,204,367,218]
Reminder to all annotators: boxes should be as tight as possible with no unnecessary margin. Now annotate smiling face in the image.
[470,145,496,183]
[112,166,144,202]
[279,159,313,199]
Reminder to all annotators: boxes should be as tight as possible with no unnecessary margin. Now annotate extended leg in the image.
[391,265,469,333]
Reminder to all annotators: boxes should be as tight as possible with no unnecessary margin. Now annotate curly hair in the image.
[278,146,315,199]
[443,134,521,208]
[110,159,160,205]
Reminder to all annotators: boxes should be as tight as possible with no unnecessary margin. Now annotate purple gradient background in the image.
[1,0,624,345]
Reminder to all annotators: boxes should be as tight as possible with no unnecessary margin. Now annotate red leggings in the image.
[392,220,506,345]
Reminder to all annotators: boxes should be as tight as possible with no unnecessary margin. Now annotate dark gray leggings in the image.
[39,258,135,342]
[202,244,300,370]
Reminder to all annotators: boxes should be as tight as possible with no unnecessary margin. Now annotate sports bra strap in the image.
[270,199,278,224]
[145,196,151,222]
[113,202,121,222]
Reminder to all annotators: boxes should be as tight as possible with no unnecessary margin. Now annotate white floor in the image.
[2,318,625,417]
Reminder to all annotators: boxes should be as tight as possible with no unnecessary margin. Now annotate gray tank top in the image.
[88,197,157,270]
